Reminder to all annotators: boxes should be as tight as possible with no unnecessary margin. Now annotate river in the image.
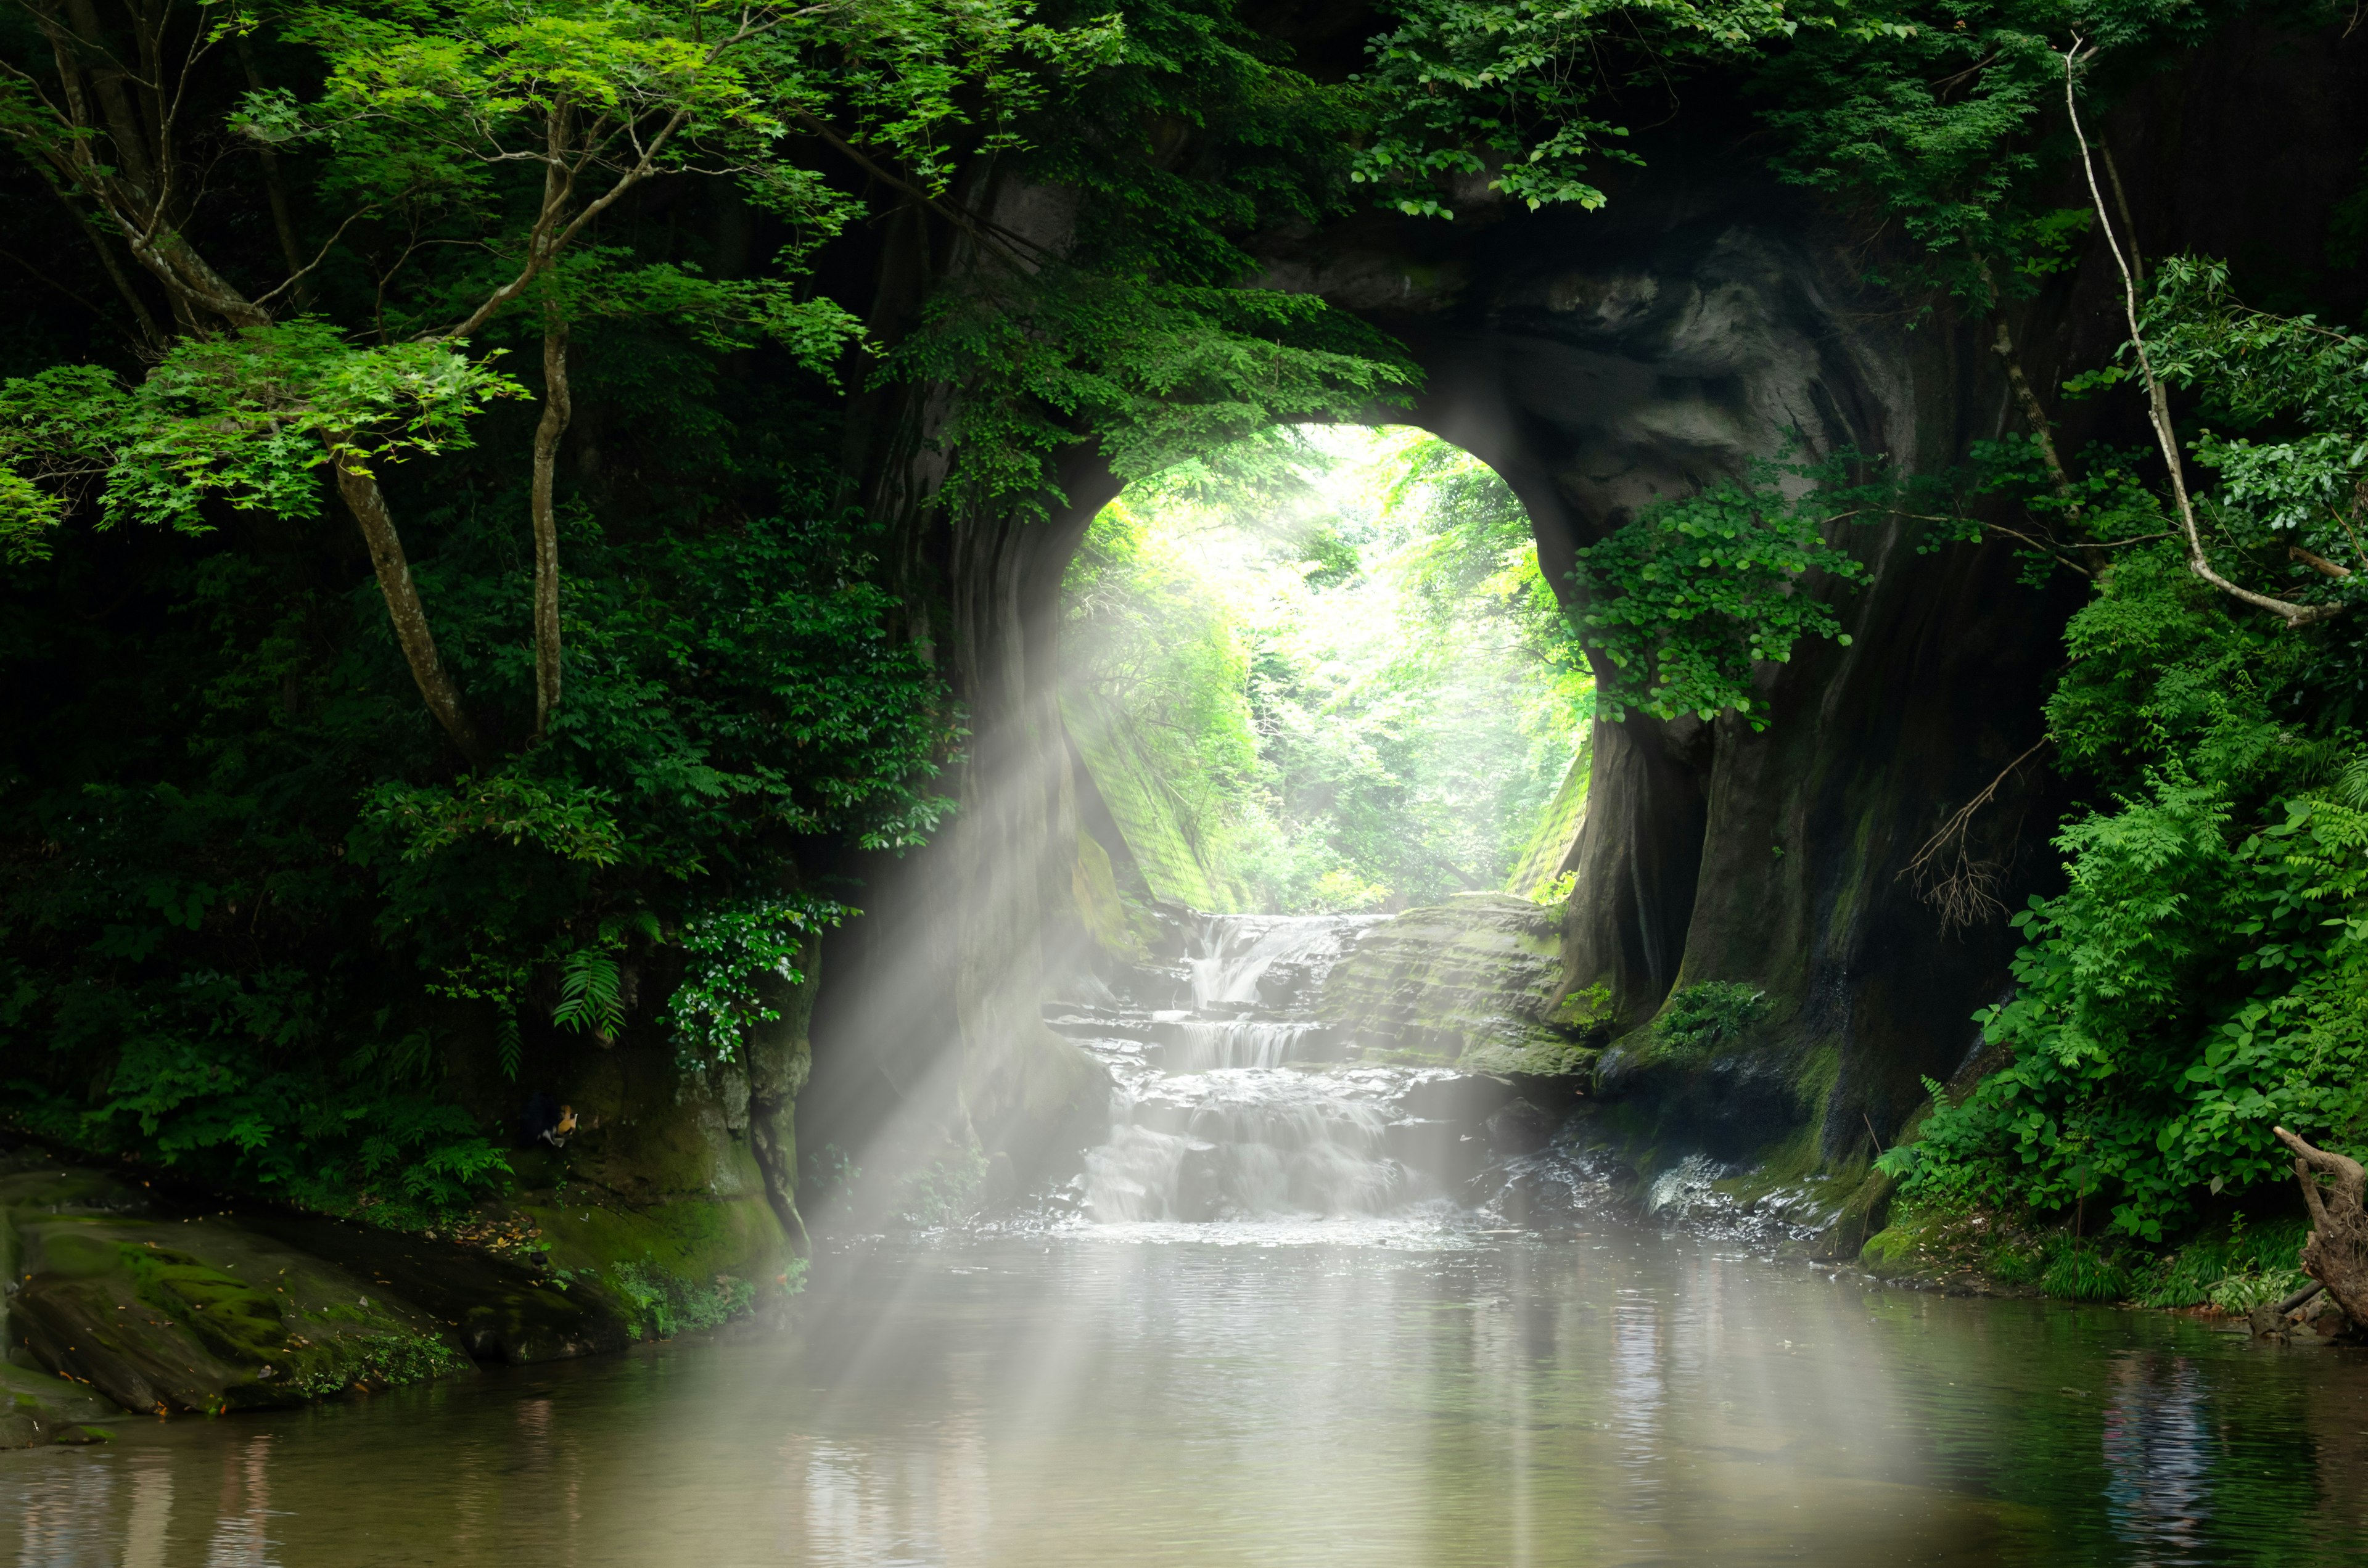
[8,914,2367,1566]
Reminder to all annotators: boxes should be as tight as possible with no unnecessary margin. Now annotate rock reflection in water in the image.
[2103,1354,2213,1564]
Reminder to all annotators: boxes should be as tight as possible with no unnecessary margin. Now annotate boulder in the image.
[0,1360,123,1449]
[1320,895,1592,1078]
[4,1160,474,1415]
[0,1149,628,1416]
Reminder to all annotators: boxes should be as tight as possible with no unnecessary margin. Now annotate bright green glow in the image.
[1063,425,1592,913]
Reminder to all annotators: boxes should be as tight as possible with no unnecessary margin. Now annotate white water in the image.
[1183,913,1376,1010]
[1051,912,1502,1225]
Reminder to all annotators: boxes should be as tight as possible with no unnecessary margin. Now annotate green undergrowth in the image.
[601,1258,761,1340]
[1862,1197,2316,1310]
[895,1147,991,1229]
[1619,982,1768,1070]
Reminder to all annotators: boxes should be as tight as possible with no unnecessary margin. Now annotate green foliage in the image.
[1881,547,2368,1241]
[1353,0,1793,217]
[0,324,524,543]
[889,269,1416,520]
[667,895,845,1064]
[2131,257,2368,610]
[1758,1,2216,308]
[605,1255,758,1339]
[2130,1212,2312,1310]
[1638,980,1767,1064]
[1572,454,1872,726]
[2037,1235,2134,1302]
[1064,427,1590,911]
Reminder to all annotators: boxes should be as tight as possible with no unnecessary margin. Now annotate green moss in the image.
[1064,691,1245,909]
[1503,750,1591,898]
[525,1186,790,1339]
[1073,834,1146,961]
[1624,982,1767,1069]
[1460,1038,1600,1077]
[113,1238,468,1395]
[1789,1041,1841,1113]
[1860,1201,1975,1273]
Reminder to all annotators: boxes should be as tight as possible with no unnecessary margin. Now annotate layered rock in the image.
[1320,895,1589,1078]
[0,1146,638,1439]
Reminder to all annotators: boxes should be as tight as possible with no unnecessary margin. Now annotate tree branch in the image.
[2064,41,2347,629]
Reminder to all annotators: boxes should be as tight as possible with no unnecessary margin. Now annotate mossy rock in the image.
[1320,895,1584,1076]
[0,1360,125,1450]
[2,1155,606,1412]
[246,1212,630,1365]
[522,1186,791,1340]
[7,1208,473,1414]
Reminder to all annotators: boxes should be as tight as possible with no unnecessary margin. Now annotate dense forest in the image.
[2,0,2367,1320]
[1061,426,1588,912]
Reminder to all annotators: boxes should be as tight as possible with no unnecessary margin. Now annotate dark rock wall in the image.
[809,23,2368,1184]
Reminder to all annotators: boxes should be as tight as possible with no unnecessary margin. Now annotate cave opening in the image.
[1059,424,1595,922]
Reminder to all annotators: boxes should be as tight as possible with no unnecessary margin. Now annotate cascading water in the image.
[1045,911,1526,1225]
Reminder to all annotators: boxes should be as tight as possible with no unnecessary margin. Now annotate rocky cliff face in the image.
[807,20,2368,1185]
[1317,895,1587,1077]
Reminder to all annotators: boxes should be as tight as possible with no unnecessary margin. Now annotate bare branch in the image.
[2292,544,2354,580]
[2063,41,2347,629]
[1900,738,2049,929]
[249,204,376,310]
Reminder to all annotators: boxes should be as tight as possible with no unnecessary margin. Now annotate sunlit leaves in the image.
[0,321,524,543]
[667,894,848,1064]
[890,265,1417,520]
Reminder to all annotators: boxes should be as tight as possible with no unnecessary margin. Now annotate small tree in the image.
[0,0,1094,758]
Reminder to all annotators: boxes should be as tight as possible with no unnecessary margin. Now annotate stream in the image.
[8,914,2368,1566]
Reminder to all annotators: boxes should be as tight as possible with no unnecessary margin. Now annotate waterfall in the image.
[1047,910,1518,1225]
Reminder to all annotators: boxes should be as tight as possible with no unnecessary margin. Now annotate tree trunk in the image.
[529,309,571,741]
[331,451,490,769]
[2274,1125,2368,1330]
[232,34,311,310]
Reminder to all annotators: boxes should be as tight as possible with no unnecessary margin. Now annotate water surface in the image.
[10,1216,2367,1567]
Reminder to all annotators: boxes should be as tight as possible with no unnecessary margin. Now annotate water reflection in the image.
[2103,1355,2212,1564]
[5,1226,2365,1567]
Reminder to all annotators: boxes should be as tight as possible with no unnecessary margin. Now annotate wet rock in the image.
[1,1152,633,1414]
[1173,1142,1223,1222]
[1319,896,1591,1077]
[1392,1072,1522,1125]
[0,1361,123,1450]
[1383,1120,1486,1186]
[248,1214,629,1365]
[1130,1092,1198,1137]
[4,1171,475,1414]
[1480,1099,1558,1157]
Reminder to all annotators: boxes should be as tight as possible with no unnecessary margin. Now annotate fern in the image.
[553,949,624,1036]
[495,1008,523,1081]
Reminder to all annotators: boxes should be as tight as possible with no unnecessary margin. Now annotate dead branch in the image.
[2273,1125,2368,1331]
[2065,43,2348,629]
[1900,738,2049,929]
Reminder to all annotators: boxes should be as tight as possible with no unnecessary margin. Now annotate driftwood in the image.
[2247,1279,2328,1339]
[2273,1126,2368,1331]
